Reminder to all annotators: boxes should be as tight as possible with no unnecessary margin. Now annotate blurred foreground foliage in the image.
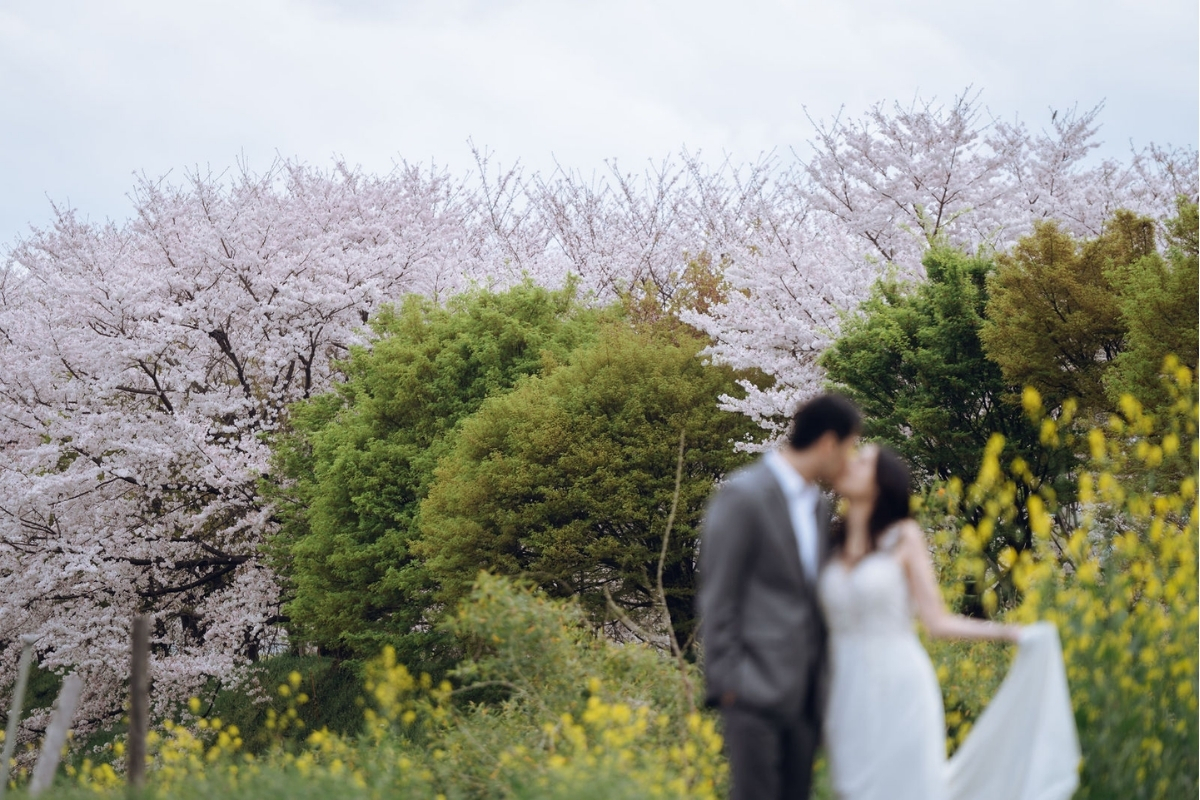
[922,360,1198,799]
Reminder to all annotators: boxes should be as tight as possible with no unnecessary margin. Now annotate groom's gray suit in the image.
[698,457,831,800]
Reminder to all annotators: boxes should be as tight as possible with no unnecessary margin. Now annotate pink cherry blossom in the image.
[0,94,1194,736]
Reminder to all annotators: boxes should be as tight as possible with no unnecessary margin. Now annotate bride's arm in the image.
[894,520,1022,643]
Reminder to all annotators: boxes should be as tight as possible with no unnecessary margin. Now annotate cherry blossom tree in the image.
[684,93,1197,435]
[0,92,1194,737]
[0,160,513,733]
[526,158,707,303]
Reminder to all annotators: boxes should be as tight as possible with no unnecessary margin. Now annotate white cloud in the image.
[1,0,1195,247]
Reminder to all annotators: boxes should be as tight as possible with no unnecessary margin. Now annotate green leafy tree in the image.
[1105,199,1199,409]
[820,247,1046,486]
[819,246,1074,614]
[267,281,607,666]
[416,322,761,647]
[980,211,1157,411]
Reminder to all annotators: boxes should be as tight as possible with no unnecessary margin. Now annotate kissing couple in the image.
[698,394,1081,800]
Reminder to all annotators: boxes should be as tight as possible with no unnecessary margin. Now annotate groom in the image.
[698,393,861,800]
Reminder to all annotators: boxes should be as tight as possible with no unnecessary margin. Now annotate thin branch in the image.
[602,585,657,644]
[656,428,695,710]
[449,680,518,697]
[137,564,240,598]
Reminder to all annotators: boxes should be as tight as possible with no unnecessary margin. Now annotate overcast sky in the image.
[2,0,1196,249]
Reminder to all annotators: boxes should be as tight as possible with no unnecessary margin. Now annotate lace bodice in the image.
[818,528,914,637]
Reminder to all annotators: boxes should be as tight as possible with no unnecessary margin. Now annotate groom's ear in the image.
[825,432,858,480]
[810,432,839,475]
[818,430,843,455]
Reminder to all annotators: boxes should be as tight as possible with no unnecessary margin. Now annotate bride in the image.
[819,444,1080,800]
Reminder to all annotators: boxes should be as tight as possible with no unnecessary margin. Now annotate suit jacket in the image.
[697,457,831,723]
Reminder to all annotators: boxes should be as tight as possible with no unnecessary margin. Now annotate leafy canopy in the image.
[820,246,1044,485]
[1104,199,1200,409]
[268,280,608,665]
[416,321,761,646]
[980,211,1155,412]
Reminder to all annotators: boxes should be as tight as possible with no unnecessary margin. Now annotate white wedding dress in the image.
[817,528,1081,800]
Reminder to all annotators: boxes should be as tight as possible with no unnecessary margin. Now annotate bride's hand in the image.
[1006,625,1026,644]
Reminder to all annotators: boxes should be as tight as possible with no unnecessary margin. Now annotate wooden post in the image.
[29,673,84,796]
[127,616,150,791]
[0,635,37,800]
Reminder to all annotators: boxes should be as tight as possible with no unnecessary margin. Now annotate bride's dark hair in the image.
[868,447,913,548]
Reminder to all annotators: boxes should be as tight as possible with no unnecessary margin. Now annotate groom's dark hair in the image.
[788,393,862,450]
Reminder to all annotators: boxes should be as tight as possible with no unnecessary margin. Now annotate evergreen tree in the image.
[416,321,760,647]
[821,247,1041,485]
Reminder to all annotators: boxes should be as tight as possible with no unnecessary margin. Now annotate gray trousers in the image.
[722,704,819,800]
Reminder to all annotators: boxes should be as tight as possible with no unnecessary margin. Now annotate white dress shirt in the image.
[764,450,821,581]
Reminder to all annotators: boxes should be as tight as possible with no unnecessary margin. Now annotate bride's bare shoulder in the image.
[893,519,927,550]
